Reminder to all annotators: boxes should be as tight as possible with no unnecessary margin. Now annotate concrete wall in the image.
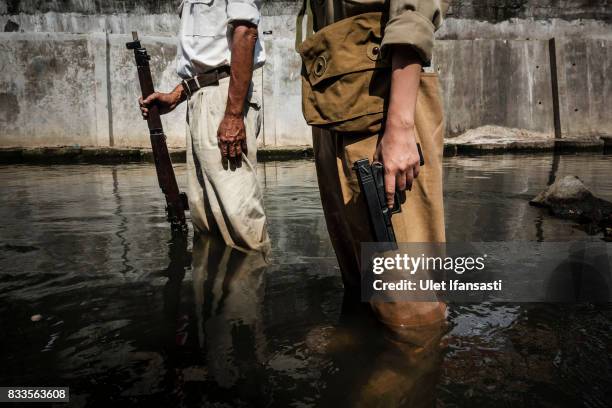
[0,32,107,147]
[1,33,611,148]
[446,0,612,22]
[434,39,555,137]
[555,37,612,138]
[3,0,611,21]
[0,32,187,148]
[262,14,309,147]
[0,0,610,148]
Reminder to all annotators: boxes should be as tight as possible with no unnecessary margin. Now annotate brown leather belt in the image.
[181,65,231,97]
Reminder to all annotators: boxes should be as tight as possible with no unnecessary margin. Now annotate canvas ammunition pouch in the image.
[297,12,391,134]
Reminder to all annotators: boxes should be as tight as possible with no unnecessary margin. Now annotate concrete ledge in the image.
[0,146,175,164]
[444,139,606,156]
[2,140,610,164]
[554,137,605,152]
[257,146,313,161]
[0,146,313,164]
[602,135,612,153]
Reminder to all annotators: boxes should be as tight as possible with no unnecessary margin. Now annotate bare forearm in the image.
[376,45,424,206]
[386,45,422,130]
[225,22,258,117]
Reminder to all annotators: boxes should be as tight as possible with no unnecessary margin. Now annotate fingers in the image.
[142,93,158,106]
[138,97,147,119]
[405,167,414,191]
[235,142,242,158]
[413,162,421,179]
[217,115,246,165]
[228,141,236,158]
[220,140,228,158]
[388,162,418,208]
[384,169,396,208]
[396,169,407,194]
[139,94,157,120]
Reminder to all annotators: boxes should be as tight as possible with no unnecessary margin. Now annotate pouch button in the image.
[313,55,327,77]
[367,43,383,61]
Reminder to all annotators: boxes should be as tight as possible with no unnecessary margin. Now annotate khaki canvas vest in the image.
[297,12,391,134]
[296,2,444,136]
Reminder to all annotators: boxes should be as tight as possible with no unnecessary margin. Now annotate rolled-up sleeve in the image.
[381,0,448,63]
[227,0,262,26]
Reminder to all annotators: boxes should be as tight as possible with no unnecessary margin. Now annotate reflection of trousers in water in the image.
[191,235,268,388]
[186,68,270,251]
[313,73,447,340]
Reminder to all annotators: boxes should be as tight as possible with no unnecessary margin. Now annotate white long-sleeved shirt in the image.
[176,0,266,79]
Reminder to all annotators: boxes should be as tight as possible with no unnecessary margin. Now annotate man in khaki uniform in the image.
[140,0,269,252]
[304,0,449,343]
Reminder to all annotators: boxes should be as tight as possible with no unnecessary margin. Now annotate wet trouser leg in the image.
[186,68,270,252]
[312,73,447,344]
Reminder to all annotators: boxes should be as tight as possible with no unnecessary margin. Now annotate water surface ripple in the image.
[1,154,611,407]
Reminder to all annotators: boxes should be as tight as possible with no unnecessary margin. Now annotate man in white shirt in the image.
[139,0,269,252]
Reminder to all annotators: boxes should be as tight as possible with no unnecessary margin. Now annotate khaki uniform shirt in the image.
[309,0,449,63]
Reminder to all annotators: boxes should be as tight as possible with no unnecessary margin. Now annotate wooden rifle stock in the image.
[126,31,188,232]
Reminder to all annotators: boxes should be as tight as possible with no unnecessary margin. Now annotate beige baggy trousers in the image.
[186,68,270,252]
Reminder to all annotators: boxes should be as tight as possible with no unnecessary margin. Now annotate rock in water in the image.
[530,176,612,237]
[531,176,593,206]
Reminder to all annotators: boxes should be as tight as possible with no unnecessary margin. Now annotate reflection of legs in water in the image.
[310,293,445,407]
[192,233,269,390]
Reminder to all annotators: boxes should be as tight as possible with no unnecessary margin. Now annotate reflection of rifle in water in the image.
[126,31,188,231]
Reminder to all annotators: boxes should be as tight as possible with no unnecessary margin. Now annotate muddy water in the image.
[0,153,611,407]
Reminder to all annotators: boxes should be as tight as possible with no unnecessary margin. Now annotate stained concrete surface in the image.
[0,1,610,149]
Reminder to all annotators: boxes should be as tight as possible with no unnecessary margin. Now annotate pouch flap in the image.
[298,12,390,87]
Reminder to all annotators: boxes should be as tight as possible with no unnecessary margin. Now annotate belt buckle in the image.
[181,78,193,98]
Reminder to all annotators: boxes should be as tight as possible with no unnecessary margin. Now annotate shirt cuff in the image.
[381,10,436,64]
[227,1,260,26]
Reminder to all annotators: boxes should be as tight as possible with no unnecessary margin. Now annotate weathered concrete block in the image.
[555,38,612,139]
[0,32,103,147]
[434,39,555,137]
[262,36,310,147]
[108,33,186,148]
[0,12,180,35]
[1,30,609,150]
